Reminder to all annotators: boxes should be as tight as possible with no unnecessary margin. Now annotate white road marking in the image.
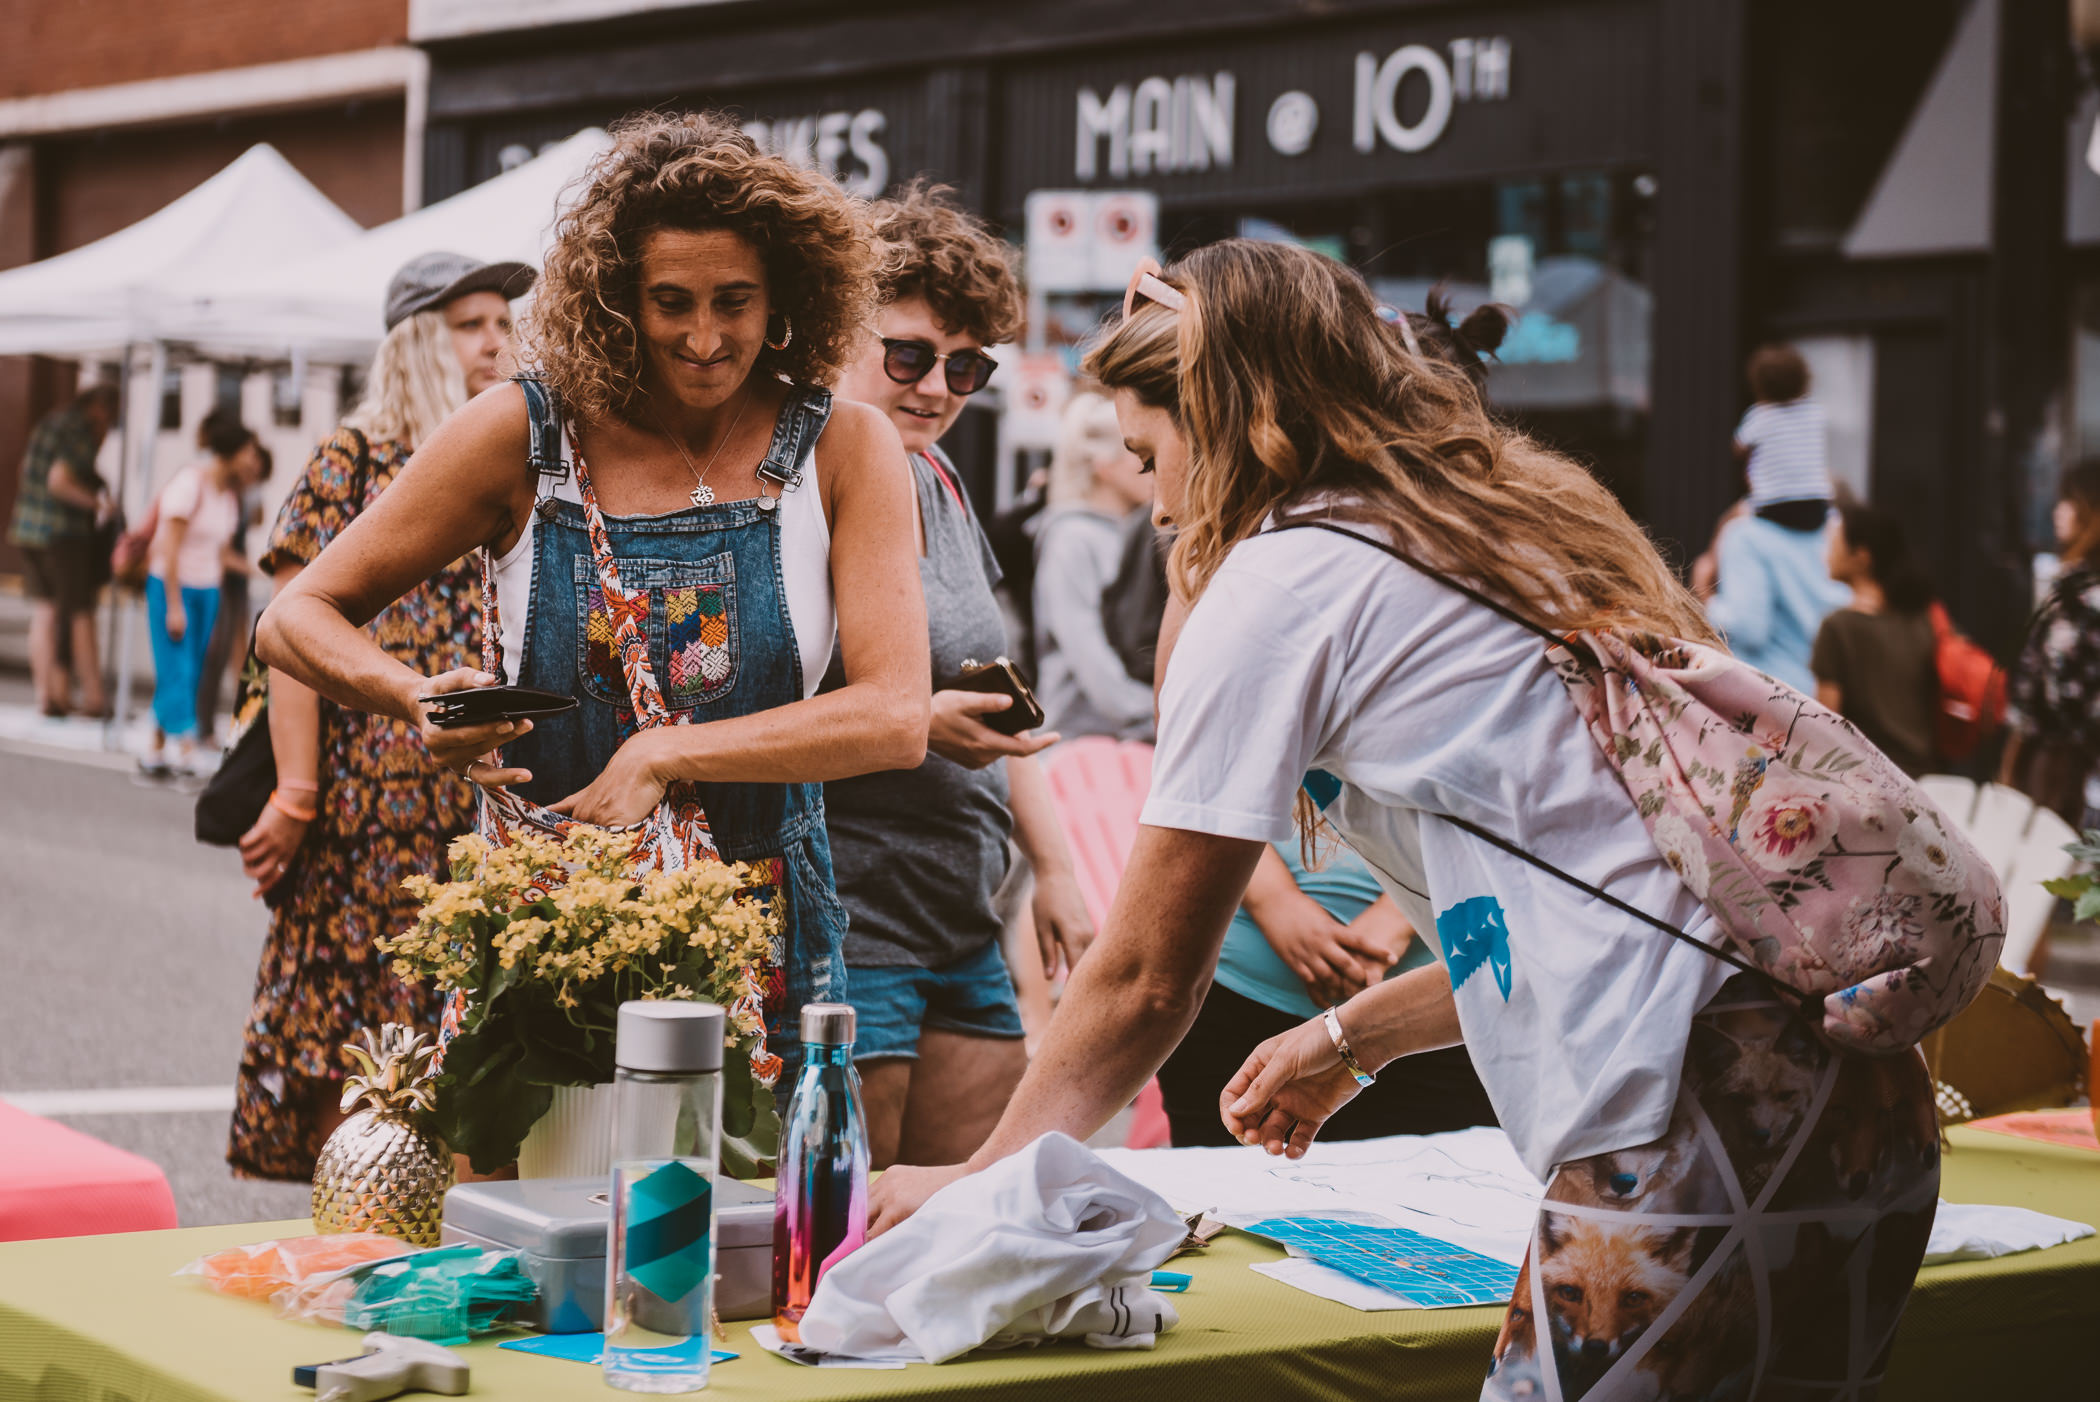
[1,1085,237,1115]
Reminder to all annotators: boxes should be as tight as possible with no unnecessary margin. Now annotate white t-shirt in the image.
[1735,398,1831,507]
[1142,523,1732,1180]
[152,464,242,590]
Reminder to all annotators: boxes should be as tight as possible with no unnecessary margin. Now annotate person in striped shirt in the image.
[1734,343,1832,526]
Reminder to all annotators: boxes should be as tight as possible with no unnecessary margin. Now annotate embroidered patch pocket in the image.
[664,579,738,707]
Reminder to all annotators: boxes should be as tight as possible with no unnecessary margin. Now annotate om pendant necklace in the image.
[652,397,748,508]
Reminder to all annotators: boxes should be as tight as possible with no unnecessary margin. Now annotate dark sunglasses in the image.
[882,338,999,395]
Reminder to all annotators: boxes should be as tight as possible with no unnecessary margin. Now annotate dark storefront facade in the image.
[420,0,2070,647]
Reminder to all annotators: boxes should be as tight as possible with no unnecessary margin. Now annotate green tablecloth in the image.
[2,1128,2094,1402]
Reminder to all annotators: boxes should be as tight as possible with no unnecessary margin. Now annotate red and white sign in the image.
[1090,192,1159,290]
[1004,352,1071,448]
[1025,191,1095,294]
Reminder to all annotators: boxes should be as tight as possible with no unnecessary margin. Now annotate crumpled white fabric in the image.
[796,1132,1187,1364]
[1923,1200,2094,1263]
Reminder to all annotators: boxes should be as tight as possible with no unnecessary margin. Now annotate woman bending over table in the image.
[871,240,1939,1401]
[258,113,930,1089]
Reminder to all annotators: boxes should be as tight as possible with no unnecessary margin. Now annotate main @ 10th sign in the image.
[1072,36,1511,179]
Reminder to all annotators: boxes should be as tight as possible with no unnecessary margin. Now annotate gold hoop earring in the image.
[765,314,793,351]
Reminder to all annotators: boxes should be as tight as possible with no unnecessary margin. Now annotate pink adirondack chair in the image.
[1040,738,1171,1148]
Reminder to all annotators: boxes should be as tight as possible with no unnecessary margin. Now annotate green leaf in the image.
[2042,875,2093,902]
[2076,888,2100,925]
[433,1024,555,1174]
[2064,834,2100,864]
[719,1053,781,1179]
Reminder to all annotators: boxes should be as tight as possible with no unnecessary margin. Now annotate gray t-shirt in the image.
[1032,505,1157,741]
[820,449,1013,968]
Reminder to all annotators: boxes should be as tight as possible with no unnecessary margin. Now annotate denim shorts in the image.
[847,938,1026,1061]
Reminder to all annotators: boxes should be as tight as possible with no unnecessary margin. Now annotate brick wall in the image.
[37,102,407,245]
[1,0,408,100]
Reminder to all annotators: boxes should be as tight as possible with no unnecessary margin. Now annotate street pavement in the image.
[0,726,310,1227]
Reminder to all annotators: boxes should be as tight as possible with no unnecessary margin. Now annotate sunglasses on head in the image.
[882,339,999,395]
[1122,258,1187,319]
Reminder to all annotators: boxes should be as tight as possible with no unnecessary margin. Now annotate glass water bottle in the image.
[771,1002,869,1340]
[605,1000,724,1393]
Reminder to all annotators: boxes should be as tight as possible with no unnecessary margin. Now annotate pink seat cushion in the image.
[1041,739,1169,1150]
[0,1101,178,1241]
[1042,738,1155,927]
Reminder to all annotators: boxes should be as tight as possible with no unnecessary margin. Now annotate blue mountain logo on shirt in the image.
[1437,896,1512,1001]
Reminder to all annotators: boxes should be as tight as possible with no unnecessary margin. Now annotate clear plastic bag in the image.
[177,1234,535,1343]
[176,1234,416,1302]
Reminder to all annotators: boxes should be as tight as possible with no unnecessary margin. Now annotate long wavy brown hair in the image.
[526,112,883,422]
[1088,239,1713,644]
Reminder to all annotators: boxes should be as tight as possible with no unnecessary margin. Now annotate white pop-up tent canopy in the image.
[0,144,360,359]
[178,128,613,362]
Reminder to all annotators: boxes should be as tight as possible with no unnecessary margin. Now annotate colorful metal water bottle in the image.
[604,1000,724,1393]
[770,1002,868,1339]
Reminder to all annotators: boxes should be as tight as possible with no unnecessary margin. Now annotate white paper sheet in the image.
[748,1325,912,1369]
[1923,1201,2095,1263]
[1097,1127,1544,1266]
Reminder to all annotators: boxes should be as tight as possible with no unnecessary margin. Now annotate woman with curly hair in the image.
[828,182,1094,1168]
[259,113,930,1093]
[873,242,1940,1399]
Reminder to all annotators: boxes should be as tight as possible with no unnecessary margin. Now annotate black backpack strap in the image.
[1266,515,1818,1016]
[513,375,569,482]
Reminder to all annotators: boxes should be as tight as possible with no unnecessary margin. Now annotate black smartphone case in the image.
[949,658,1047,736]
[423,685,580,729]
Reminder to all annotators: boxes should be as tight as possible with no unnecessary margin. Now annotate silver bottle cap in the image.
[616,1000,725,1074]
[799,1002,856,1047]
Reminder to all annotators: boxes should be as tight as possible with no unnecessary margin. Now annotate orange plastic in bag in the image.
[180,1234,415,1301]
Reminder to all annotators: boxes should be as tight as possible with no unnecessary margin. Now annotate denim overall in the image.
[496,378,848,1089]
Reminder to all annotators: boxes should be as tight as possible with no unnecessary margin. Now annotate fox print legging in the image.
[1484,976,1939,1402]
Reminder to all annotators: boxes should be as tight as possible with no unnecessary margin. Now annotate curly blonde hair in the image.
[869,179,1024,345]
[526,112,883,422]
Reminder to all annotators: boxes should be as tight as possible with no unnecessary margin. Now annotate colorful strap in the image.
[919,448,967,514]
[570,443,675,728]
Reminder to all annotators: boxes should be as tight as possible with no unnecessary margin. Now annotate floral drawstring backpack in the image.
[1280,520,2005,1055]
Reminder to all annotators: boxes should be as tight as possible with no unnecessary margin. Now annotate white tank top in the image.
[487,431,836,699]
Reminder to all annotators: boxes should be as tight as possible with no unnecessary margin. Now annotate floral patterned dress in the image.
[227,429,480,1180]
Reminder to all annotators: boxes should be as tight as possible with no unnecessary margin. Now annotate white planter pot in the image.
[516,1082,616,1179]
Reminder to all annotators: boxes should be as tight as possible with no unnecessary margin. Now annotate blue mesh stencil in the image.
[624,1163,712,1303]
[1240,1216,1518,1307]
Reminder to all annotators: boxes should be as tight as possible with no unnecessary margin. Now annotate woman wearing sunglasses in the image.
[871,242,1940,1400]
[831,182,1095,1170]
[258,114,932,1093]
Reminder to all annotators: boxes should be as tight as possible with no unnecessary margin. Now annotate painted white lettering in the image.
[848,109,889,195]
[1450,37,1476,101]
[1186,72,1234,171]
[1353,52,1378,153]
[1371,44,1453,153]
[1077,85,1131,179]
[815,111,850,177]
[1473,37,1511,100]
[1130,75,1175,174]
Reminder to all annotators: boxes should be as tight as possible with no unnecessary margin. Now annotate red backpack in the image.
[1928,603,2006,763]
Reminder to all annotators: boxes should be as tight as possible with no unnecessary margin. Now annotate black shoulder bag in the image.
[194,430,373,868]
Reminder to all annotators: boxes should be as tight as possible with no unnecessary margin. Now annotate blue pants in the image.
[145,575,219,740]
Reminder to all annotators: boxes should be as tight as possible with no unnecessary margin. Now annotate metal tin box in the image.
[442,1175,774,1332]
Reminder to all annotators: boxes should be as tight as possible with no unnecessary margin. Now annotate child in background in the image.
[1814,503,1939,777]
[1701,345,1847,690]
[1735,343,1832,527]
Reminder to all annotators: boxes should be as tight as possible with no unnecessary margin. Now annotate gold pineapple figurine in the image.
[312,1024,453,1247]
